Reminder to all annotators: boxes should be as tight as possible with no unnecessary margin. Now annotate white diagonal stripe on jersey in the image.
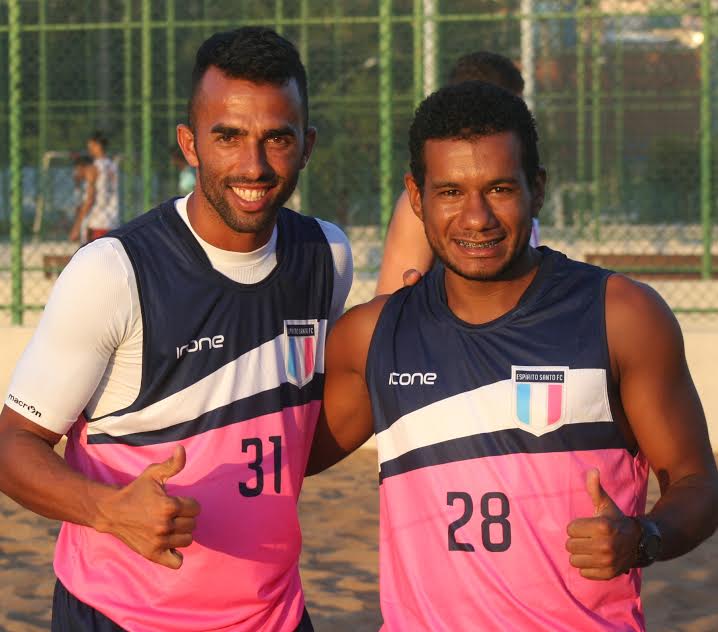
[376,368,611,466]
[87,320,327,437]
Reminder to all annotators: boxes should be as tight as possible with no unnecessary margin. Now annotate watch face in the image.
[642,534,661,560]
[637,517,662,564]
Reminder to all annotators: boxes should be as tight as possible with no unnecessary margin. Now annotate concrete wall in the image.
[1,324,716,449]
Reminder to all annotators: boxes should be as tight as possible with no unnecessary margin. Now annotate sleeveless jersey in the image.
[55,200,334,631]
[87,156,120,230]
[366,247,649,631]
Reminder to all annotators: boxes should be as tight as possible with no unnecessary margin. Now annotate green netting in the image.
[1,0,716,324]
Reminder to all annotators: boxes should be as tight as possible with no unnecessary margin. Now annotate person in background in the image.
[171,146,197,196]
[70,154,94,244]
[69,130,120,243]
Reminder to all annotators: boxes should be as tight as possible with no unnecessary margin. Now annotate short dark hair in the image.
[448,51,524,96]
[88,130,109,149]
[409,81,539,191]
[188,27,308,128]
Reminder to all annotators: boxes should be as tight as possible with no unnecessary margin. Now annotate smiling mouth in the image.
[455,238,503,249]
[231,186,269,202]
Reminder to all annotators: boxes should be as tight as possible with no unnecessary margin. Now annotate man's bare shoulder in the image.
[605,273,683,369]
[606,273,678,331]
[333,295,391,340]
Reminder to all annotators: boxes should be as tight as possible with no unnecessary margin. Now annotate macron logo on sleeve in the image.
[7,393,42,418]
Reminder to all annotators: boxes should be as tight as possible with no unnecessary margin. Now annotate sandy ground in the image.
[0,449,716,631]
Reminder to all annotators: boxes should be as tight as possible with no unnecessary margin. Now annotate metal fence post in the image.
[413,0,424,107]
[591,9,602,242]
[167,0,177,165]
[299,0,311,212]
[275,0,284,35]
[123,0,135,218]
[613,18,624,213]
[700,0,713,279]
[141,0,152,210]
[576,1,587,238]
[8,0,23,325]
[379,0,393,235]
[38,0,48,240]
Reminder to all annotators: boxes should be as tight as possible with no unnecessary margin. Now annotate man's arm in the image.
[375,190,434,295]
[306,296,389,475]
[0,408,198,568]
[69,163,97,241]
[566,274,718,578]
[0,242,199,569]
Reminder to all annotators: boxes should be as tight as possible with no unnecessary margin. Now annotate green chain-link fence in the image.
[1,0,717,324]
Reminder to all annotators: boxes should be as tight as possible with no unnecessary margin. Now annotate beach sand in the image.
[1,449,716,631]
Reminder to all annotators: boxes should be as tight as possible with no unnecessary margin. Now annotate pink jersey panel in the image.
[55,401,319,632]
[379,449,648,631]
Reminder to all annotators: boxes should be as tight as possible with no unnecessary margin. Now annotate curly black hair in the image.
[188,27,308,128]
[408,81,539,192]
[447,51,524,95]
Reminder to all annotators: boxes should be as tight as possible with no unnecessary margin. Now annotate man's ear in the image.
[531,166,547,219]
[176,124,199,168]
[404,172,424,222]
[300,126,318,169]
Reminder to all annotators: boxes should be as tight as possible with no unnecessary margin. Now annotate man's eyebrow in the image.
[263,126,297,139]
[210,124,247,136]
[486,177,520,187]
[430,177,521,189]
[430,180,461,190]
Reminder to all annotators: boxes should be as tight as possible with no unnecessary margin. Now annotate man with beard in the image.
[0,27,351,632]
[308,81,718,630]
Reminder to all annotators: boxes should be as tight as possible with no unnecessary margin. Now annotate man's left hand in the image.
[565,468,641,580]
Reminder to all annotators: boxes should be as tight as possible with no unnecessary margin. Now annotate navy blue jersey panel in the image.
[89,201,334,420]
[366,248,613,434]
[378,421,625,481]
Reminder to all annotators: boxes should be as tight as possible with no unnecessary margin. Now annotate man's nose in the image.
[457,191,497,231]
[237,142,272,181]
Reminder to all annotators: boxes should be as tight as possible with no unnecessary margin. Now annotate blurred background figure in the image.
[68,130,120,243]
[171,146,196,196]
[70,154,93,244]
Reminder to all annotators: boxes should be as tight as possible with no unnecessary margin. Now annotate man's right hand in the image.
[96,445,200,569]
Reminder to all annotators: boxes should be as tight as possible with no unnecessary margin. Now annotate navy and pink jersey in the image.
[366,248,649,631]
[56,201,334,631]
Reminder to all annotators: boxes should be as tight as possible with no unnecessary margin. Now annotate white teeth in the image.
[232,187,267,202]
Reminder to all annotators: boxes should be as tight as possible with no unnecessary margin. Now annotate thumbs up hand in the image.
[94,445,201,569]
[565,468,641,580]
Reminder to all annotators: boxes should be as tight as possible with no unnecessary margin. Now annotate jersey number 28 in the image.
[447,491,511,553]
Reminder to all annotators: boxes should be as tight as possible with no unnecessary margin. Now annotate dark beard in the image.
[197,168,298,235]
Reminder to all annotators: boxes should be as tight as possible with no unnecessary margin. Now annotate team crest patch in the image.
[511,365,568,436]
[284,320,319,388]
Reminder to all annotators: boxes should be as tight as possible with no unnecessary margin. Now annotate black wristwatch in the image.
[633,516,662,568]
